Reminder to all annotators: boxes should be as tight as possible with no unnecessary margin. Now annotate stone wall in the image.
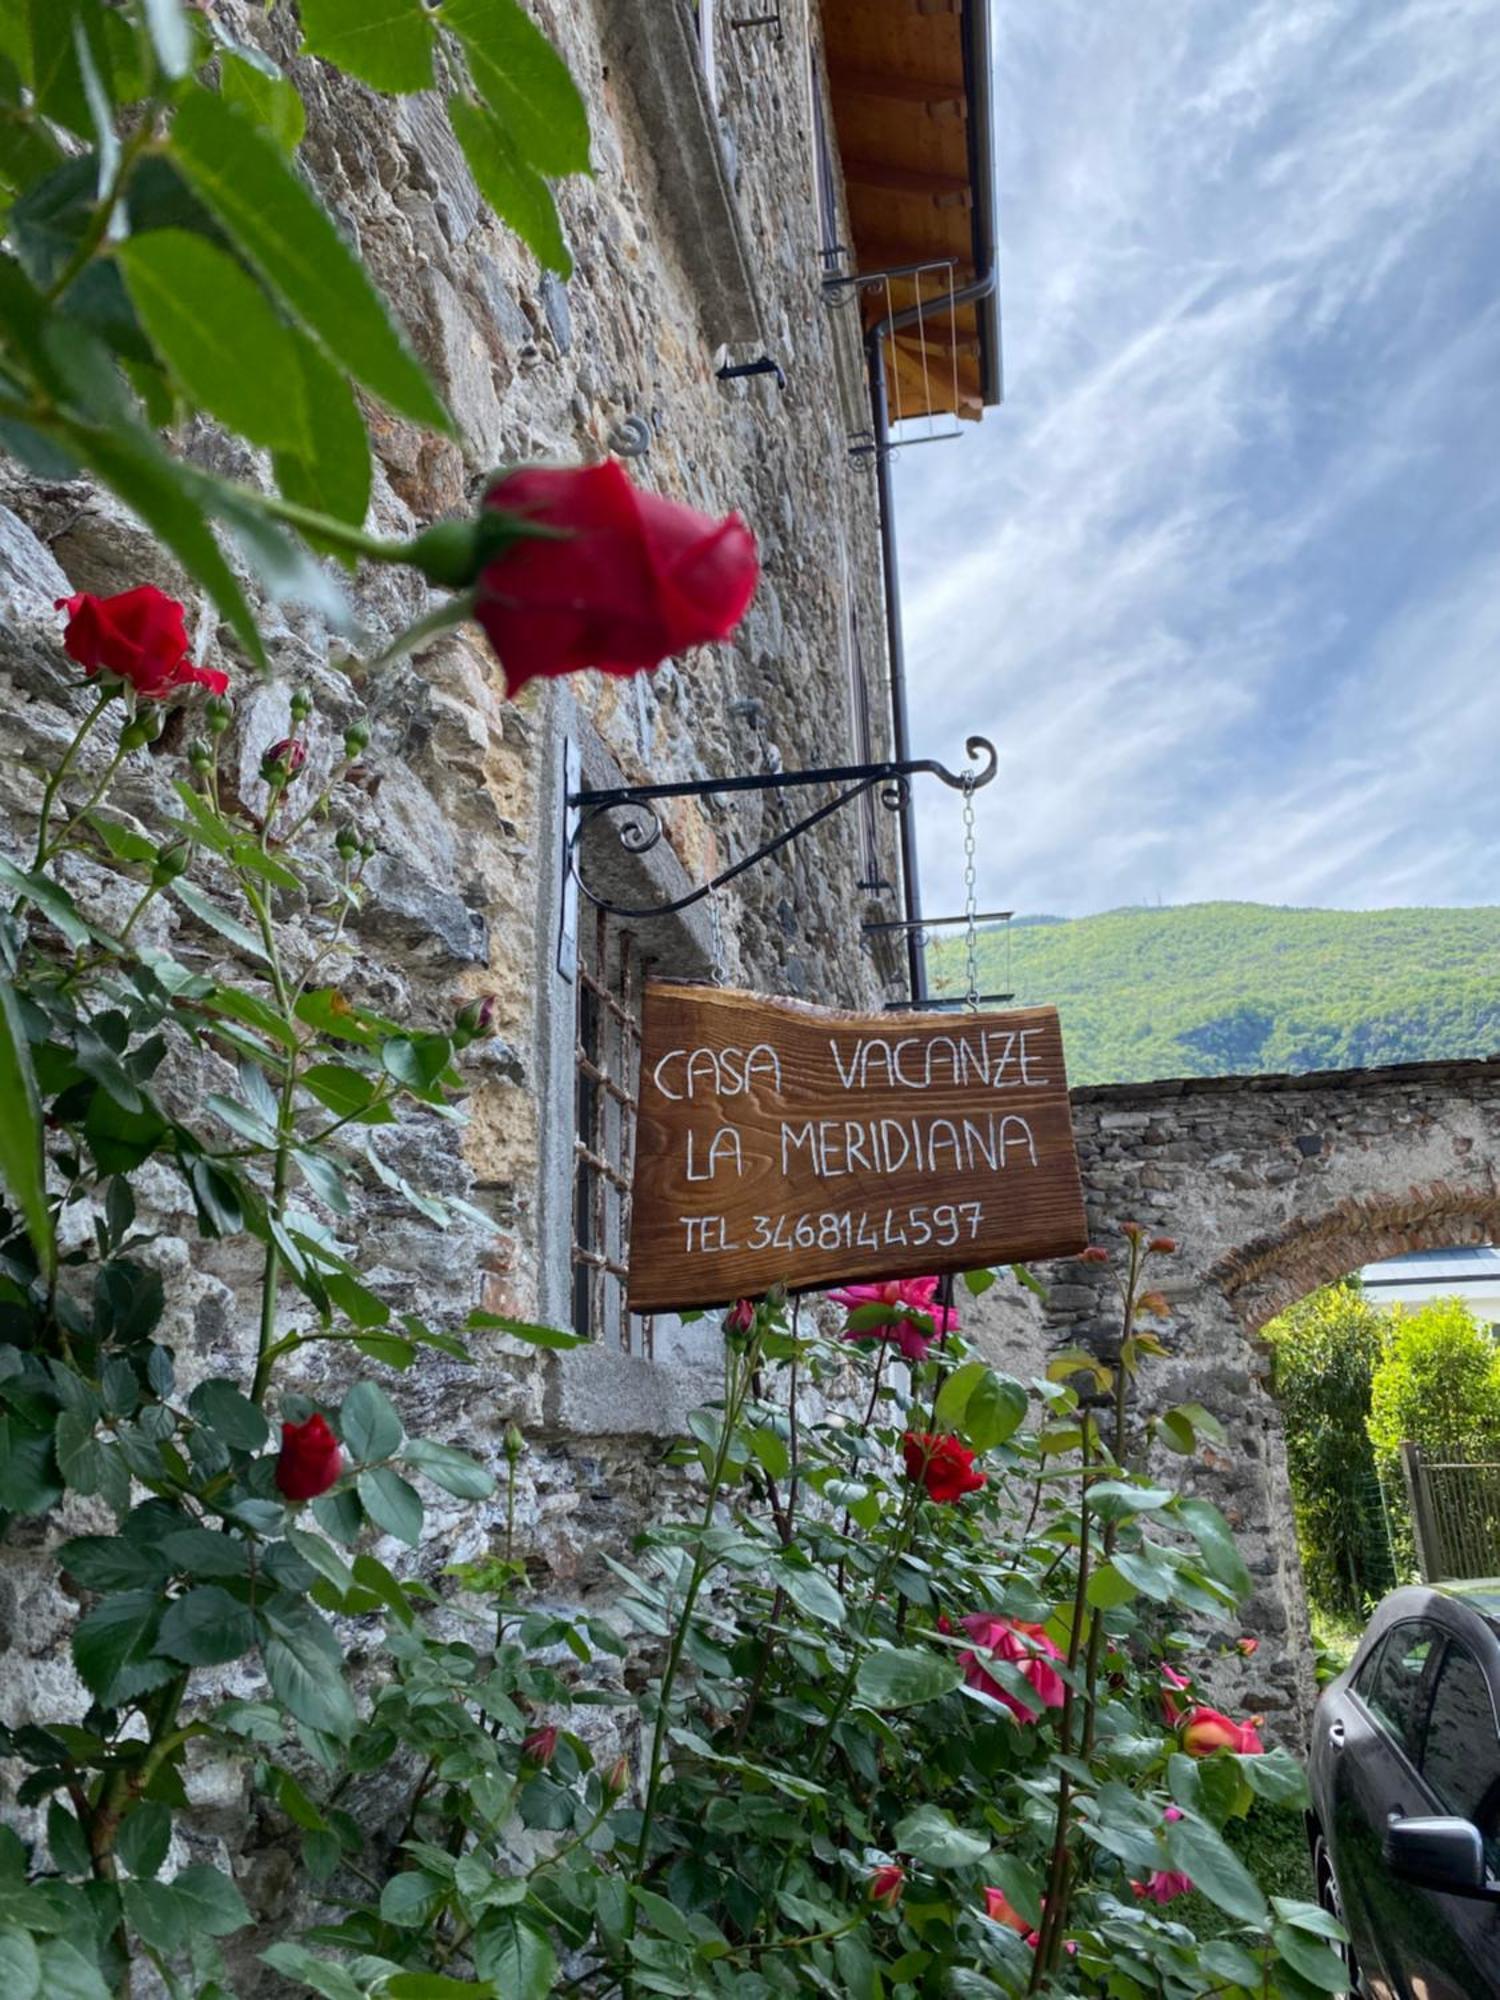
[0,0,906,1858]
[965,1054,1500,1740]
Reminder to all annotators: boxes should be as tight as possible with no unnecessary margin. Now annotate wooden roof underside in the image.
[821,0,997,424]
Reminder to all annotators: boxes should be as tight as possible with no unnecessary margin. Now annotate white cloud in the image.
[895,0,1500,923]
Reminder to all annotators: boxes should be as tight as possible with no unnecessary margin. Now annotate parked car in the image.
[1307,1582,1500,1997]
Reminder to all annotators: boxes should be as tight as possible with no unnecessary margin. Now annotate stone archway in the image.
[974,1057,1500,1739]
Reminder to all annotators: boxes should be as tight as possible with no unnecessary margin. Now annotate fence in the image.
[1401,1442,1500,1582]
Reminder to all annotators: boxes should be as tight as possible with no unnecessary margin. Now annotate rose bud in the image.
[1148,1235,1178,1255]
[56,585,228,698]
[150,841,191,887]
[261,738,308,785]
[1121,1221,1144,1242]
[342,719,371,760]
[473,460,759,697]
[289,687,313,723]
[454,995,498,1047]
[205,695,234,736]
[725,1298,755,1335]
[187,739,214,775]
[521,1725,558,1768]
[504,1423,527,1463]
[119,710,163,752]
[1236,1635,1260,1657]
[603,1755,630,1798]
[274,1413,343,1501]
[869,1863,904,1909]
[335,825,361,862]
[1078,1245,1110,1265]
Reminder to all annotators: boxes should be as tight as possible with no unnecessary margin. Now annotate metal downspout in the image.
[867,256,998,1007]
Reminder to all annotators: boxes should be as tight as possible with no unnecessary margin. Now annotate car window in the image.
[1356,1621,1440,1758]
[1421,1641,1500,1872]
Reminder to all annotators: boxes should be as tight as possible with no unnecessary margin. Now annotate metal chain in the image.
[962,773,980,1012]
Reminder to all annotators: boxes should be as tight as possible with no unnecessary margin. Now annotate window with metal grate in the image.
[572,907,655,1356]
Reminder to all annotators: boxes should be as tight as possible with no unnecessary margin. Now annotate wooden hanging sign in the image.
[627,983,1088,1313]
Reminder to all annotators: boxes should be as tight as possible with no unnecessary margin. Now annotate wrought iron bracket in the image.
[562,735,997,927]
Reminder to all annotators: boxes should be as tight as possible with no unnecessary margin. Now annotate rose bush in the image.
[0,652,1342,2000]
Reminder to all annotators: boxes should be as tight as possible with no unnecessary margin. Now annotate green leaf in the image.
[1271,1897,1349,1941]
[380,1033,454,1091]
[300,1062,388,1124]
[446,93,570,277]
[0,855,92,948]
[34,1939,110,2000]
[1085,1480,1175,1520]
[774,1559,845,1627]
[115,230,307,452]
[219,49,306,153]
[1164,1812,1267,1924]
[323,1271,393,1328]
[273,328,371,530]
[1175,1496,1254,1600]
[1241,1746,1310,1808]
[471,1910,557,1999]
[259,1944,367,2000]
[963,1370,1028,1451]
[0,979,53,1281]
[854,1645,961,1710]
[891,1803,990,1869]
[357,1464,423,1543]
[385,1975,499,1998]
[464,1310,586,1349]
[1110,1545,1177,1601]
[157,1585,256,1666]
[401,1435,495,1500]
[1085,1561,1139,1609]
[168,1863,251,1936]
[169,89,450,431]
[285,1525,354,1596]
[340,1380,403,1462]
[300,0,434,92]
[439,0,589,175]
[962,1266,996,1297]
[380,1868,448,1928]
[72,1589,176,1707]
[0,1924,40,2000]
[115,1800,172,1880]
[58,1535,168,1591]
[262,1628,356,1741]
[933,1360,984,1431]
[294,1145,350,1215]
[187,1378,269,1451]
[1273,1924,1351,1991]
[169,880,270,963]
[140,0,193,81]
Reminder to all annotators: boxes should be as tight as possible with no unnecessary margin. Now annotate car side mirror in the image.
[1385,1816,1494,1898]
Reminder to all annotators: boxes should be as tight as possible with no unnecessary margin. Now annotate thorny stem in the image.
[240,873,300,1408]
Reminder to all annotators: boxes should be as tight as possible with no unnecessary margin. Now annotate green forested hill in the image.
[926,903,1500,1087]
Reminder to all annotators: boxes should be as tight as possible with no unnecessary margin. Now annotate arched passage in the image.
[978,1057,1500,1738]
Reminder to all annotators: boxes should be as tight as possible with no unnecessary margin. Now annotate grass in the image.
[1173,1803,1315,1939]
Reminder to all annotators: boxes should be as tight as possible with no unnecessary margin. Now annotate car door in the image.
[1329,1619,1442,1998]
[1404,1635,1500,1997]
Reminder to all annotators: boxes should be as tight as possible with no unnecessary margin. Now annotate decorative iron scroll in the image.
[565,736,997,923]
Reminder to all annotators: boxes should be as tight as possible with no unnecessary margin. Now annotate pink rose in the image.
[830,1276,958,1363]
[958,1613,1066,1723]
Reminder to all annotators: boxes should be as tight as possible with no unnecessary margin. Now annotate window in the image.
[572,908,654,1357]
[692,0,717,107]
[1357,1621,1440,1759]
[1422,1642,1500,1868]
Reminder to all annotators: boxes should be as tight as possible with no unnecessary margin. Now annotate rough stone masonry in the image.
[0,0,908,1896]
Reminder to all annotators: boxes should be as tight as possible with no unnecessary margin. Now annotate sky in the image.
[895,0,1500,924]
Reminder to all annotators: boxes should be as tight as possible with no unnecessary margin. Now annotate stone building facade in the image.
[0,0,950,1757]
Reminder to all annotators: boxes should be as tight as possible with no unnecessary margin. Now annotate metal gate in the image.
[1401,1442,1500,1582]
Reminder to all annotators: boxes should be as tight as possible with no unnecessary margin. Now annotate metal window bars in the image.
[826,258,964,450]
[572,908,654,1357]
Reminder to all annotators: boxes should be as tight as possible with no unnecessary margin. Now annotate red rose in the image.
[274,1413,343,1501]
[1181,1704,1264,1757]
[901,1431,985,1504]
[56,587,228,698]
[869,1863,904,1908]
[725,1298,756,1334]
[474,460,759,696]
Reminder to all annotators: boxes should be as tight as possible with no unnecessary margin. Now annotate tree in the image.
[1367,1294,1500,1474]
[1267,1282,1391,1618]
